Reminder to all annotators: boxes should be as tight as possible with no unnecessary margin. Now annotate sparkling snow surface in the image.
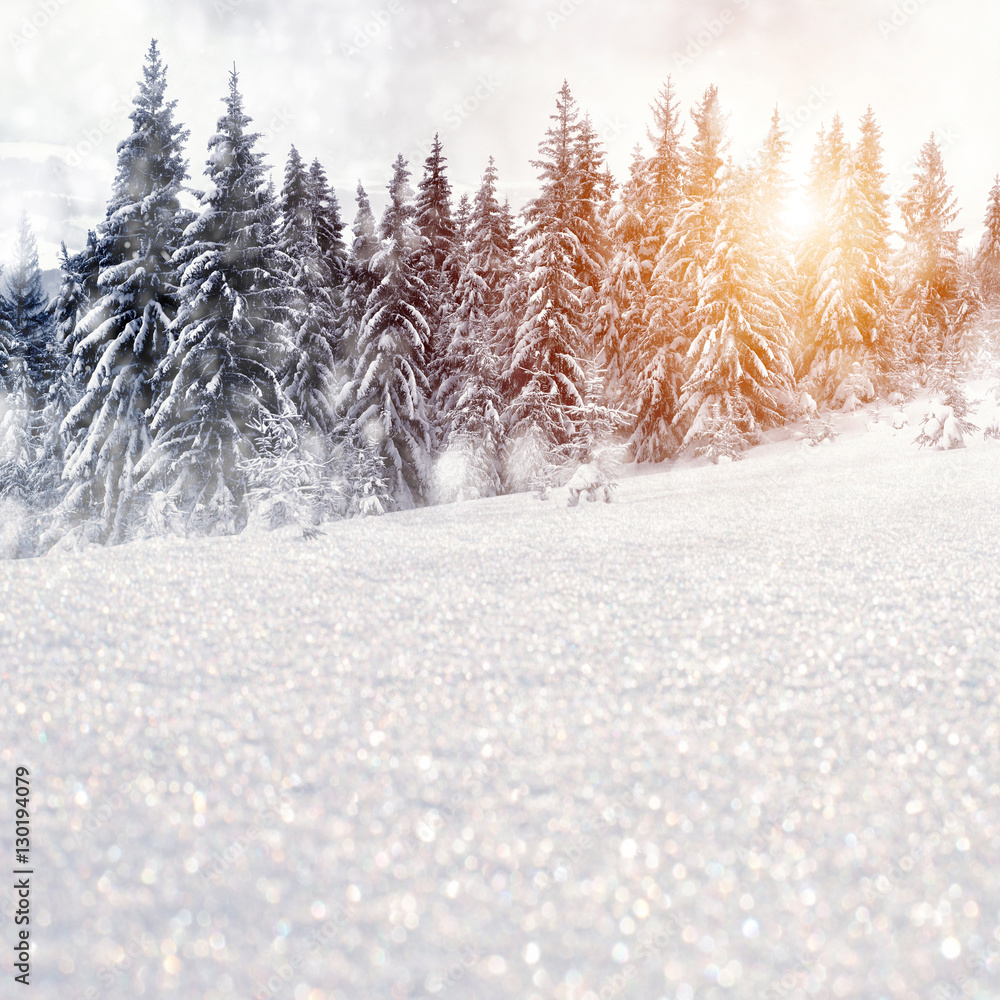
[2,409,1000,1000]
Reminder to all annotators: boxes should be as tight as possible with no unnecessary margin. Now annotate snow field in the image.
[1,406,999,1000]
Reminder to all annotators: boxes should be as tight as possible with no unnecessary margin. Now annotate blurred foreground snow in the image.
[1,398,999,1000]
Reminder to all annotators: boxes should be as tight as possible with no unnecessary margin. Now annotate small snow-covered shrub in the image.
[832,362,876,411]
[347,445,392,517]
[430,435,502,505]
[803,418,838,446]
[502,424,561,498]
[981,384,1000,439]
[915,362,978,450]
[565,463,615,506]
[914,399,974,450]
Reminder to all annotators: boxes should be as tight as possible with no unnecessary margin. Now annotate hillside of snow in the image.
[2,398,999,1000]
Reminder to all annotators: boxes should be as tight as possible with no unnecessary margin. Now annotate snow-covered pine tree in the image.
[795,116,850,377]
[54,40,191,545]
[32,241,93,513]
[342,183,379,363]
[633,84,725,462]
[4,211,52,399]
[441,192,471,321]
[0,221,49,559]
[802,150,875,403]
[896,134,964,371]
[0,279,35,546]
[854,107,897,380]
[414,135,456,403]
[974,176,1000,305]
[279,145,342,470]
[506,81,590,467]
[434,157,512,501]
[675,164,793,459]
[799,110,894,403]
[452,192,472,245]
[493,205,529,413]
[641,77,686,269]
[308,158,349,310]
[136,66,293,535]
[345,154,434,510]
[0,272,16,386]
[573,114,613,358]
[754,107,797,345]
[601,146,647,405]
[627,79,687,462]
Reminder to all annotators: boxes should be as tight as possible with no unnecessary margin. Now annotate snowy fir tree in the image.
[308,158,349,313]
[278,145,343,472]
[798,109,895,402]
[796,117,849,364]
[753,108,797,335]
[897,134,964,369]
[54,40,191,544]
[342,183,379,361]
[506,82,592,462]
[440,192,472,337]
[0,284,38,556]
[668,84,728,295]
[414,134,457,399]
[433,157,512,501]
[572,113,613,360]
[675,165,793,458]
[627,79,687,462]
[344,154,434,510]
[4,212,53,397]
[974,176,1000,305]
[802,151,876,402]
[135,67,293,535]
[853,107,896,372]
[632,83,725,462]
[602,147,648,404]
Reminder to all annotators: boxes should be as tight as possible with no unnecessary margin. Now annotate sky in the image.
[1,0,998,271]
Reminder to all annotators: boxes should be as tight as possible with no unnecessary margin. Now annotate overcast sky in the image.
[2,0,998,270]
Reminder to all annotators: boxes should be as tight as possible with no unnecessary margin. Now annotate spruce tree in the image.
[414,135,456,400]
[278,146,342,460]
[0,271,16,387]
[796,116,850,376]
[635,84,726,461]
[343,183,379,357]
[308,158,348,323]
[4,212,52,400]
[345,154,434,510]
[602,147,647,404]
[974,176,1000,304]
[136,67,293,533]
[802,152,874,401]
[442,192,471,317]
[675,165,793,458]
[0,268,34,521]
[55,40,191,544]
[628,80,687,462]
[854,107,895,370]
[573,114,613,351]
[506,81,590,458]
[897,134,963,368]
[434,158,512,500]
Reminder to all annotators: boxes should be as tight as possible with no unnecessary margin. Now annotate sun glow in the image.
[781,188,817,238]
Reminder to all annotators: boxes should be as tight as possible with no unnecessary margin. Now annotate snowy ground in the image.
[2,397,1000,1000]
